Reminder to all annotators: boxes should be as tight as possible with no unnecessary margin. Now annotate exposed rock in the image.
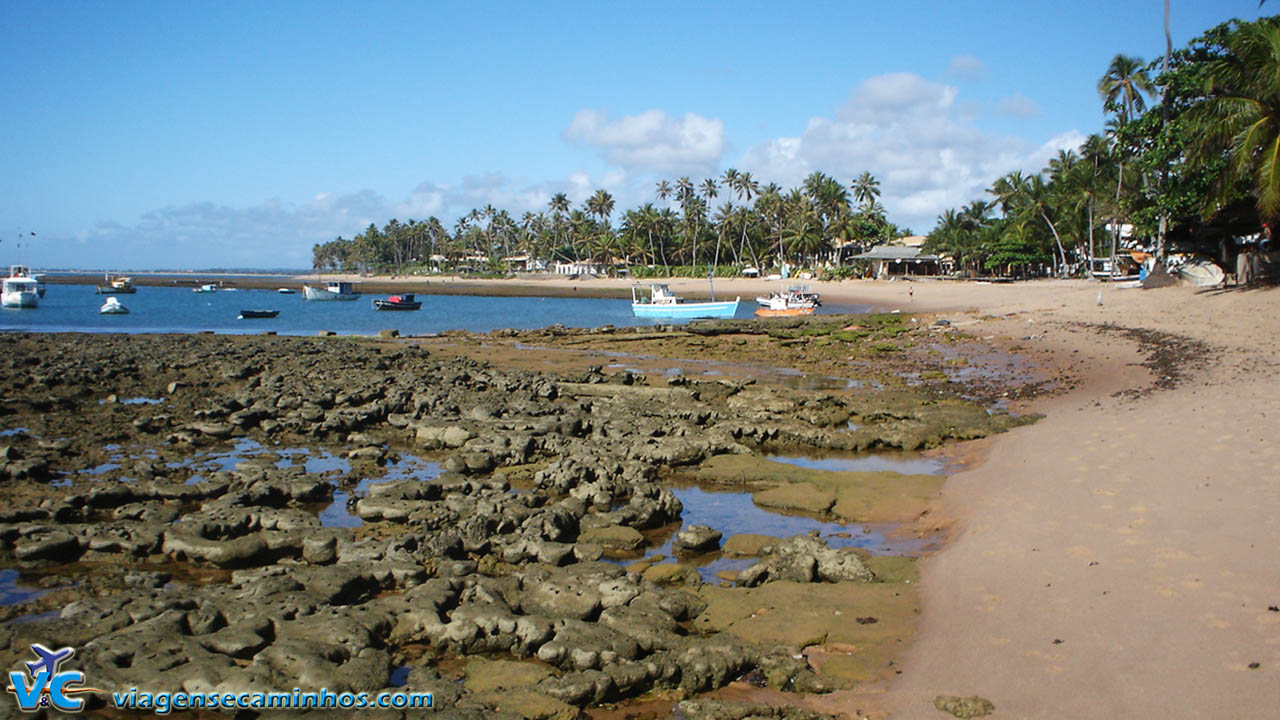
[673,524,722,553]
[736,535,873,586]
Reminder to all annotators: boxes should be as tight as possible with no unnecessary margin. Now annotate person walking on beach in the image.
[1237,245,1254,287]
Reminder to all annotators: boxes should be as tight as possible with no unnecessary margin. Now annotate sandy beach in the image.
[836,279,1280,718]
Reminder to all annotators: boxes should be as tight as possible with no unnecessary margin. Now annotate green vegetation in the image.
[311,170,910,277]
[925,16,1278,277]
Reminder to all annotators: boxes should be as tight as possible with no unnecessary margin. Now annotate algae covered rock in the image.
[752,482,836,514]
[736,534,873,586]
[673,524,723,553]
[934,694,995,718]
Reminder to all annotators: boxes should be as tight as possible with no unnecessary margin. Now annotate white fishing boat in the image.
[99,296,129,314]
[756,284,821,308]
[303,280,361,301]
[2,266,39,308]
[631,283,739,319]
[95,274,136,294]
[754,293,816,317]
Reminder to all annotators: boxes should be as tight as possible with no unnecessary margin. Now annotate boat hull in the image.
[373,301,421,310]
[238,310,280,319]
[95,286,136,294]
[303,285,360,301]
[754,306,814,317]
[2,291,38,308]
[631,300,739,319]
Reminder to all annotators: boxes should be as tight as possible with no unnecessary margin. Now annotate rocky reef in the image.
[0,328,1032,718]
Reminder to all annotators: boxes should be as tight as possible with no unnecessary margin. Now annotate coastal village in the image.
[3,8,1280,720]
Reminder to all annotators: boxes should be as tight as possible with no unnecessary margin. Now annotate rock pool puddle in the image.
[767,452,945,475]
[68,438,443,528]
[620,482,935,583]
[171,438,444,527]
[318,455,445,528]
[0,569,46,607]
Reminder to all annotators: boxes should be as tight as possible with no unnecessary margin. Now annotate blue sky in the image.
[1,0,1268,270]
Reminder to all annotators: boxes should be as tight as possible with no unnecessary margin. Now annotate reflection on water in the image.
[768,453,944,475]
[0,569,46,607]
[638,485,882,583]
[317,454,444,528]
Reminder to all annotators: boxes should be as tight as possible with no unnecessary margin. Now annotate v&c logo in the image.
[6,643,101,713]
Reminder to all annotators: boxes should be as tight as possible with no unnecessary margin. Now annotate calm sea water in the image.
[2,283,870,336]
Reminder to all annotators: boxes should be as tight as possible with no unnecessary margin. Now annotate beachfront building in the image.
[853,246,943,279]
[553,260,606,276]
[501,255,547,272]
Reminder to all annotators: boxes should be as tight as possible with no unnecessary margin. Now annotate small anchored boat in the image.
[95,274,136,294]
[755,284,821,308]
[277,287,296,294]
[2,266,40,308]
[631,282,739,319]
[238,309,280,319]
[303,280,360,301]
[99,296,129,314]
[193,284,218,293]
[754,293,816,317]
[372,294,422,311]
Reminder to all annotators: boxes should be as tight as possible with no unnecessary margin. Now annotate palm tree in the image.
[729,170,760,266]
[585,189,616,268]
[989,170,1030,215]
[1098,54,1154,125]
[851,171,881,209]
[1187,18,1280,223]
[548,193,571,262]
[655,180,673,209]
[1097,54,1153,261]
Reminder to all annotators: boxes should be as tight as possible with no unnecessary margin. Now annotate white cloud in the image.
[997,92,1042,118]
[564,109,726,176]
[740,72,1082,234]
[946,54,986,82]
[32,171,645,270]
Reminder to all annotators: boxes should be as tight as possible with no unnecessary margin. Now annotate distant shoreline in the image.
[42,271,896,305]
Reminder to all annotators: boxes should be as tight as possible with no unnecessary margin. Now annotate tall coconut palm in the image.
[549,193,571,261]
[729,170,760,266]
[1187,18,1280,223]
[852,171,881,209]
[1098,54,1154,124]
[655,180,673,209]
[585,189,616,266]
[1098,54,1153,261]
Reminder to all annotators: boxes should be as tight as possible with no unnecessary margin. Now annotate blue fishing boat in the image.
[631,283,738,319]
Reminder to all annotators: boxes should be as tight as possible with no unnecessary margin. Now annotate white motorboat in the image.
[631,283,739,319]
[99,296,129,314]
[2,266,39,308]
[755,284,821,309]
[193,284,218,293]
[277,287,297,294]
[754,293,816,317]
[303,280,360,301]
